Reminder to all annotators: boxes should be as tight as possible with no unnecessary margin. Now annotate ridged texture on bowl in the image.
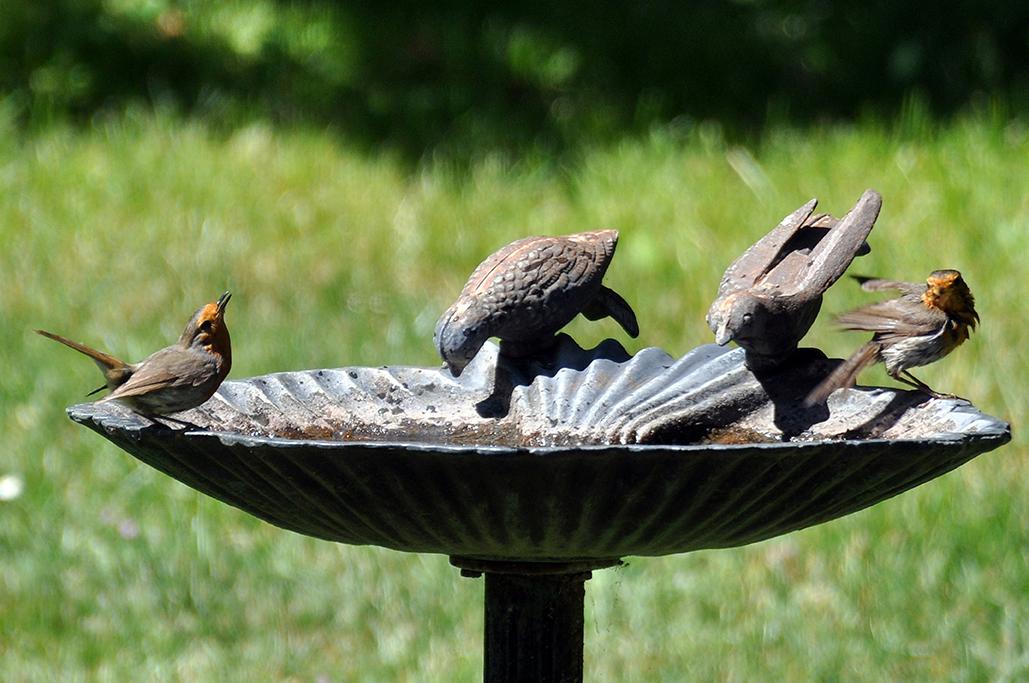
[68,338,1010,562]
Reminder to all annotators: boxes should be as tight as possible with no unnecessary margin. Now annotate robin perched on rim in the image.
[805,271,978,405]
[37,292,232,418]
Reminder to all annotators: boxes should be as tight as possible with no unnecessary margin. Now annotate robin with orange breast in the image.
[805,271,978,405]
[37,292,232,418]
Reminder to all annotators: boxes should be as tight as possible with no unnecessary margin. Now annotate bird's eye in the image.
[199,320,214,333]
[742,313,753,325]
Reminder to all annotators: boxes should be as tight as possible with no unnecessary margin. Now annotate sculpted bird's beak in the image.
[445,358,469,378]
[714,320,733,346]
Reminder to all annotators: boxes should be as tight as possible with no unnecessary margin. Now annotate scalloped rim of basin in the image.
[68,339,1013,450]
[68,394,1009,453]
[66,353,1011,563]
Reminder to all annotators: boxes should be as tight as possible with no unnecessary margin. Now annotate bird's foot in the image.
[925,389,965,402]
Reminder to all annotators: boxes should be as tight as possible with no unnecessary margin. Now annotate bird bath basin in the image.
[68,337,1010,682]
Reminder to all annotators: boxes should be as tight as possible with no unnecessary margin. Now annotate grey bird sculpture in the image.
[707,190,882,370]
[435,230,639,376]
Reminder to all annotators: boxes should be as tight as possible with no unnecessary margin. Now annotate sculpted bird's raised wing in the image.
[758,189,881,299]
[714,199,818,298]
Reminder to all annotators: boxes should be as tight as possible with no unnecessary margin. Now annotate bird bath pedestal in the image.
[68,339,1010,682]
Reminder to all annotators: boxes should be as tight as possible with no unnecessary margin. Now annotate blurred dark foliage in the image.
[2,1,1026,156]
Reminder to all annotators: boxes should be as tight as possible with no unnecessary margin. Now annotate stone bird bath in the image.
[68,336,1010,682]
[64,178,1008,683]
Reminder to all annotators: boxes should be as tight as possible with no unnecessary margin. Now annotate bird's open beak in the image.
[216,292,231,314]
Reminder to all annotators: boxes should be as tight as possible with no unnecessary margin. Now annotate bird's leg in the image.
[890,369,955,400]
[145,413,200,430]
[888,368,932,393]
[902,370,964,400]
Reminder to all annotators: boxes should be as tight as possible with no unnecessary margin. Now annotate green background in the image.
[1,2,1026,680]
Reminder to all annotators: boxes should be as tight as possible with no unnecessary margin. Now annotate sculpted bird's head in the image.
[434,300,492,377]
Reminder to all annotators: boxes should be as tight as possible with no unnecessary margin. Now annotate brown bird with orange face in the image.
[37,292,232,417]
[805,271,978,405]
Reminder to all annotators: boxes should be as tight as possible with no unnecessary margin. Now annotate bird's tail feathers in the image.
[36,329,133,390]
[805,342,880,406]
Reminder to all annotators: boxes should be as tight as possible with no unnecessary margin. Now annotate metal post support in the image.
[482,570,590,683]
[451,557,621,683]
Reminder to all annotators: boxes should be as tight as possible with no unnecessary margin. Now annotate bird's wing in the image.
[773,189,881,297]
[460,235,547,296]
[715,199,817,296]
[462,233,614,299]
[851,276,924,296]
[104,347,215,399]
[836,298,947,342]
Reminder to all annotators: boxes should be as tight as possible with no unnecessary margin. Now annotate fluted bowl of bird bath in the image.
[67,333,1010,681]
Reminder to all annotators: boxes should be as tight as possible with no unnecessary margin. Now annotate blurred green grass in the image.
[1,110,1026,681]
